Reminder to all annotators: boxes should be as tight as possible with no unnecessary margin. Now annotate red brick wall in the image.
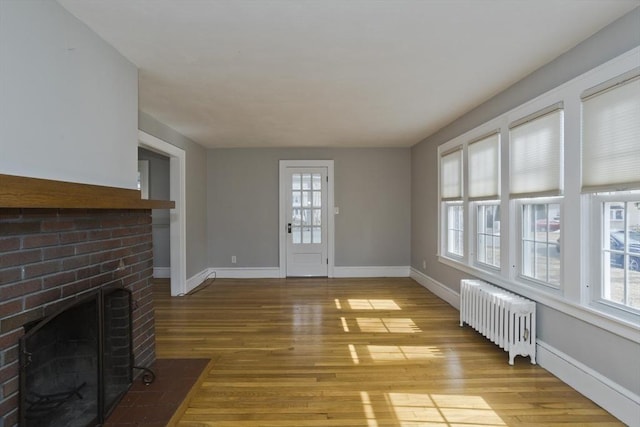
[0,208,156,427]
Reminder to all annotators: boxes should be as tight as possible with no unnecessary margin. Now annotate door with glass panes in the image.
[286,167,328,276]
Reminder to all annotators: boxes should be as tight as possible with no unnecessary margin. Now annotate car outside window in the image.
[601,201,640,310]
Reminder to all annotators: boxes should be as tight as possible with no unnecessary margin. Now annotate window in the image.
[583,71,640,313]
[441,148,464,257]
[436,47,640,334]
[509,105,563,198]
[510,106,563,288]
[521,202,561,287]
[582,72,640,193]
[468,133,500,200]
[476,203,500,268]
[610,205,625,221]
[602,200,640,310]
[291,173,323,244]
[440,148,462,200]
[446,203,464,257]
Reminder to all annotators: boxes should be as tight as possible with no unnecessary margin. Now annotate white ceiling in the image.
[58,0,639,149]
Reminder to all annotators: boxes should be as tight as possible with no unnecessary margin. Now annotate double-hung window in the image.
[468,133,501,269]
[510,105,564,288]
[582,71,640,313]
[435,48,640,342]
[441,147,464,258]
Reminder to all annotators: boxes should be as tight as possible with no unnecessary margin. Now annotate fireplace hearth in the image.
[20,286,134,427]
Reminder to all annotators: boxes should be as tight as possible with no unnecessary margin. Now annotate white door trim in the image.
[138,130,187,297]
[279,160,334,278]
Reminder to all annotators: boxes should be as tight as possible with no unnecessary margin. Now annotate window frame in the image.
[442,201,465,260]
[472,201,501,271]
[516,198,563,291]
[588,191,640,320]
[435,46,640,343]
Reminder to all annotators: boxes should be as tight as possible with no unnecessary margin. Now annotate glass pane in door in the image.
[291,173,322,244]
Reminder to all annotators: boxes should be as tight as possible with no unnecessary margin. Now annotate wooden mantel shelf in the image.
[0,174,175,209]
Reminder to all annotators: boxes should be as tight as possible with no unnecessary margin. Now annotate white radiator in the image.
[460,279,536,365]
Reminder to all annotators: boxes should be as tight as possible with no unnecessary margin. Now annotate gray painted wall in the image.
[0,0,138,189]
[138,148,171,268]
[139,112,209,279]
[411,8,640,396]
[207,148,411,268]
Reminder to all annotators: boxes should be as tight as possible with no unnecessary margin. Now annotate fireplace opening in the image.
[19,287,134,427]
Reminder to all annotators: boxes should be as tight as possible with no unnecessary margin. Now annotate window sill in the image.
[438,255,640,344]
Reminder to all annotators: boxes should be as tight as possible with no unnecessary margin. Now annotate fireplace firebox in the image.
[19,286,134,426]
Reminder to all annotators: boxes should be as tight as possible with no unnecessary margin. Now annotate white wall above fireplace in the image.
[0,1,138,190]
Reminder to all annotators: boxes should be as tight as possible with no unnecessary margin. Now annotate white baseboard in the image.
[333,266,410,278]
[208,267,281,279]
[153,267,171,279]
[188,266,411,281]
[185,268,213,294]
[410,267,460,309]
[190,266,410,281]
[537,340,640,426]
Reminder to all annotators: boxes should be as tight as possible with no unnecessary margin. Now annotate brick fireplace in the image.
[0,175,172,427]
[0,208,156,426]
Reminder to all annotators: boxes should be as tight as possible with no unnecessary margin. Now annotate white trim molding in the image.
[537,340,640,426]
[138,130,187,297]
[190,266,411,282]
[209,267,281,279]
[410,268,460,309]
[153,267,171,279]
[184,268,212,295]
[333,266,410,278]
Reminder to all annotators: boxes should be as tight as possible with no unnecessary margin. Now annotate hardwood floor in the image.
[153,277,622,426]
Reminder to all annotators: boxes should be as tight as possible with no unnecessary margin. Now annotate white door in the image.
[285,167,328,276]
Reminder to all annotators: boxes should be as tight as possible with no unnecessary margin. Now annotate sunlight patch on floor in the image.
[360,391,379,427]
[348,299,402,310]
[356,317,421,333]
[367,345,444,361]
[340,316,350,332]
[385,393,507,426]
[349,344,360,365]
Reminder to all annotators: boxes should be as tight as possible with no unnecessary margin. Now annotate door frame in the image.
[279,160,335,278]
[138,130,187,297]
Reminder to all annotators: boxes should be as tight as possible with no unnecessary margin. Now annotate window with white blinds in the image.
[509,106,563,199]
[468,133,500,200]
[435,47,640,327]
[582,73,640,193]
[440,148,463,200]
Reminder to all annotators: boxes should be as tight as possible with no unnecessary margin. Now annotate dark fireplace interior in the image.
[19,287,133,427]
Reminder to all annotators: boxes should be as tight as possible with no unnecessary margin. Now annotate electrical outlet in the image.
[231,256,237,264]
[422,259,426,269]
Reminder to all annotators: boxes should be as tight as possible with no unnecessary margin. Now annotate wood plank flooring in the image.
[153,277,622,426]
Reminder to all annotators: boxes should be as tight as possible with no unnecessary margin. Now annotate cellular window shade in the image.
[582,76,640,192]
[441,148,462,200]
[468,133,500,200]
[509,108,563,198]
